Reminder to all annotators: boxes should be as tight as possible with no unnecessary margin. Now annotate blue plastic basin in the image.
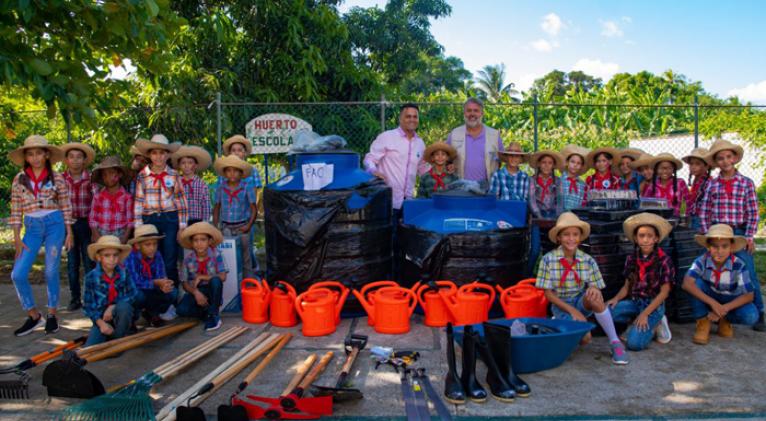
[403,194,527,233]
[273,151,374,190]
[452,317,594,374]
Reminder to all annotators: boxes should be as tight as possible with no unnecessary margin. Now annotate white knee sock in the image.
[595,308,620,343]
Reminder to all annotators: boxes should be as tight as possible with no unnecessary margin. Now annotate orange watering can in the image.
[440,281,496,326]
[358,281,400,326]
[241,278,270,324]
[496,278,549,319]
[269,281,298,327]
[308,281,350,324]
[416,281,458,327]
[353,286,417,334]
[295,288,341,337]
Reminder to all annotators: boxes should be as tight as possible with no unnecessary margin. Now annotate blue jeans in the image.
[611,298,665,351]
[85,301,134,346]
[690,277,759,325]
[177,277,223,320]
[689,215,701,231]
[11,211,66,311]
[731,227,763,313]
[133,287,178,318]
[143,212,180,284]
[528,215,555,277]
[551,292,593,320]
[67,218,93,302]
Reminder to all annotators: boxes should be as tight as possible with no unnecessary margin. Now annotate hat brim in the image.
[585,147,619,170]
[650,155,683,171]
[92,165,131,187]
[623,213,673,243]
[172,147,212,171]
[529,151,564,170]
[707,145,744,168]
[127,234,166,246]
[136,138,182,155]
[60,143,96,166]
[681,155,711,166]
[8,145,64,167]
[180,224,224,249]
[223,136,253,156]
[694,234,747,253]
[87,243,132,262]
[424,143,458,162]
[548,220,591,243]
[214,158,253,178]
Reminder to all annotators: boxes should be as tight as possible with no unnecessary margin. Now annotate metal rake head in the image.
[0,372,30,400]
[55,394,154,421]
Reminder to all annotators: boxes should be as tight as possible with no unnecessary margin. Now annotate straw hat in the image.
[60,143,96,166]
[214,155,253,178]
[623,212,673,243]
[561,145,591,174]
[8,135,64,166]
[548,212,591,243]
[128,224,165,246]
[223,135,253,156]
[135,134,182,155]
[585,146,619,169]
[498,142,528,162]
[650,153,683,171]
[615,148,643,163]
[528,150,564,170]
[87,235,131,261]
[423,142,457,163]
[629,153,654,170]
[171,145,212,171]
[706,139,744,167]
[180,222,224,249]
[681,147,711,166]
[92,156,130,186]
[694,224,747,252]
[130,144,145,158]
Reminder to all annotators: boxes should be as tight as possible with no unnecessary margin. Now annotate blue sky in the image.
[340,0,766,102]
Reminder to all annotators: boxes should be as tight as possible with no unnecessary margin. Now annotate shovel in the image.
[309,334,368,402]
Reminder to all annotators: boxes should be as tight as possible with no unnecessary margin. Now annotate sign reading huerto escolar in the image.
[245,113,312,154]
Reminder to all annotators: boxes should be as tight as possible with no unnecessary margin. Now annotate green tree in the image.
[475,64,517,102]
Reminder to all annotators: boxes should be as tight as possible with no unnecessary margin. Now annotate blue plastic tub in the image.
[275,151,374,191]
[452,317,594,374]
[403,194,527,233]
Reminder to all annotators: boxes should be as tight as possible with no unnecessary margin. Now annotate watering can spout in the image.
[352,289,375,324]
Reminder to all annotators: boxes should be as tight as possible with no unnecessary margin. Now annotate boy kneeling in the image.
[683,224,758,344]
[177,222,228,331]
[83,236,136,346]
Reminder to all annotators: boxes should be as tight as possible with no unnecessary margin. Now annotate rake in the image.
[55,325,248,421]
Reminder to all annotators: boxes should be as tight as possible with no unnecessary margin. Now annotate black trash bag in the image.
[290,131,348,154]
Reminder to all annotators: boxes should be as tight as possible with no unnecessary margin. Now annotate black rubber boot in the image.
[754,313,766,332]
[444,323,466,404]
[484,322,532,397]
[475,334,515,402]
[460,325,487,403]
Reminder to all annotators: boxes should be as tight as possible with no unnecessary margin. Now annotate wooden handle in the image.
[78,322,196,357]
[208,333,285,388]
[340,347,360,374]
[243,333,292,385]
[281,354,317,396]
[156,326,248,378]
[298,351,334,390]
[83,322,198,363]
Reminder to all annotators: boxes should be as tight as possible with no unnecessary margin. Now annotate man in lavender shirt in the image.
[447,98,504,190]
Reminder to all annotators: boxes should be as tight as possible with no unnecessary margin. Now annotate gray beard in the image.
[465,120,482,129]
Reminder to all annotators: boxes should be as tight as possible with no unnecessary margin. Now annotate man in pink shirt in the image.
[364,103,430,217]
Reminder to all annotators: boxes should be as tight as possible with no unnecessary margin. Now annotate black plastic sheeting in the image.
[264,180,393,301]
[397,224,529,288]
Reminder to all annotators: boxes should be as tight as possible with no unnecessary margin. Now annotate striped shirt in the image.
[180,176,211,222]
[133,166,189,228]
[9,171,74,226]
[62,170,99,219]
[488,167,529,201]
[536,247,605,299]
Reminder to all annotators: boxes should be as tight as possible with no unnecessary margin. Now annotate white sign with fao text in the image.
[302,163,334,191]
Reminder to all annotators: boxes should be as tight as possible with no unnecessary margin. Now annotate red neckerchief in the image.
[66,170,89,188]
[25,167,49,198]
[559,257,581,286]
[196,256,210,276]
[567,176,580,194]
[182,177,195,196]
[223,186,243,205]
[719,177,735,198]
[102,271,120,305]
[101,188,124,211]
[429,168,447,191]
[635,249,665,285]
[536,176,553,201]
[592,169,613,189]
[710,254,735,289]
[655,179,674,201]
[691,175,708,199]
[148,168,170,193]
[140,255,154,279]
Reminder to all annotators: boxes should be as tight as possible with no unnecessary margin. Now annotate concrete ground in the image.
[1,285,765,421]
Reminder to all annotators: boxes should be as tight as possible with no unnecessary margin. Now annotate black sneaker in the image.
[14,315,44,337]
[754,313,766,332]
[45,314,59,334]
[67,300,82,311]
[150,315,165,328]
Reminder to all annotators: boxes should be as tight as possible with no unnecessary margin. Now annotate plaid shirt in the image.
[9,171,74,226]
[89,187,133,232]
[622,248,675,299]
[124,249,167,291]
[529,175,558,218]
[216,180,257,223]
[585,172,620,191]
[488,167,529,201]
[133,166,189,228]
[557,174,587,212]
[417,169,458,198]
[618,172,643,195]
[83,264,136,322]
[686,253,754,296]
[687,176,709,217]
[643,178,689,217]
[180,176,211,222]
[62,170,99,219]
[183,247,228,284]
[213,171,262,203]
[536,247,605,299]
[698,172,759,237]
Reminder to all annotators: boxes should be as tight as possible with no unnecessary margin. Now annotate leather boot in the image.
[718,317,734,338]
[483,322,531,397]
[444,323,466,404]
[460,325,487,403]
[475,333,515,403]
[693,318,710,345]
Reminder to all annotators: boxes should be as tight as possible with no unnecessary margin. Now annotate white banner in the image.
[245,113,312,154]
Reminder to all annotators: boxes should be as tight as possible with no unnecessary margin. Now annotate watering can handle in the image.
[294,294,306,319]
[360,280,397,298]
[518,278,537,287]
[241,278,264,292]
[405,288,418,316]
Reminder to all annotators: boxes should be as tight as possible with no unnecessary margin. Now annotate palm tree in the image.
[475,64,518,102]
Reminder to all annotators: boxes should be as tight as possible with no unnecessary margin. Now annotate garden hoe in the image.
[309,334,368,402]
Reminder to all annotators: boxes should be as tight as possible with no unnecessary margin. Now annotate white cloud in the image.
[727,80,766,102]
[600,20,623,37]
[530,39,558,52]
[516,73,543,92]
[572,58,620,81]
[541,13,564,36]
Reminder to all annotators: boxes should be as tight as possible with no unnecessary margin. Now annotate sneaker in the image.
[753,313,766,332]
[149,315,165,328]
[45,314,60,334]
[14,315,44,337]
[159,305,177,321]
[610,341,629,365]
[204,316,222,332]
[654,315,672,344]
[66,300,82,311]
